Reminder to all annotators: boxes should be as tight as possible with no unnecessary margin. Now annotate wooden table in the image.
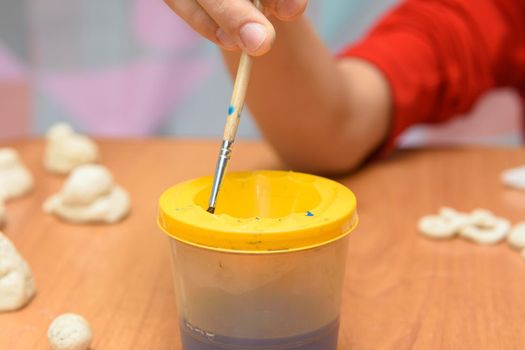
[0,139,524,349]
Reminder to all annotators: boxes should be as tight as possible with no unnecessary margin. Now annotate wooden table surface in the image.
[0,139,524,350]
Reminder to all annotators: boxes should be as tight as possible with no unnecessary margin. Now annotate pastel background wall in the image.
[0,0,522,147]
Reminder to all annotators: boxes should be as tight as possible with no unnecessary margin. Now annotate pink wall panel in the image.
[0,82,30,139]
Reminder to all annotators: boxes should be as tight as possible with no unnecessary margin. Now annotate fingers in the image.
[196,0,275,56]
[262,0,308,21]
[164,0,238,50]
[165,0,309,55]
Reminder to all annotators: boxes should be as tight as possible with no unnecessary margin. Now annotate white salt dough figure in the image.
[60,165,114,206]
[44,123,99,174]
[43,164,130,224]
[459,209,511,245]
[501,165,525,191]
[48,313,92,350]
[0,148,34,200]
[508,222,525,249]
[418,207,469,239]
[439,207,470,226]
[0,233,36,312]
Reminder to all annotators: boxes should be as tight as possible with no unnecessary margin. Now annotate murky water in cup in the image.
[180,318,339,350]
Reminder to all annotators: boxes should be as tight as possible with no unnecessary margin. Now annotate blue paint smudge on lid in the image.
[306,211,314,217]
[228,105,235,115]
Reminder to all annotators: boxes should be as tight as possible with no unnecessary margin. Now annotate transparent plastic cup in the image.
[158,171,358,350]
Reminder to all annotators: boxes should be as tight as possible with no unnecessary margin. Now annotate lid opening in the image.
[193,172,322,219]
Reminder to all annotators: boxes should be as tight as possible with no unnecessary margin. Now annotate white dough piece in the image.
[44,186,129,224]
[439,207,463,219]
[0,148,34,200]
[501,165,525,191]
[44,123,99,175]
[459,209,511,245]
[60,165,114,206]
[418,207,468,239]
[468,209,496,227]
[0,148,18,168]
[439,207,470,226]
[0,233,36,312]
[43,165,130,224]
[508,222,525,249]
[418,215,458,239]
[48,313,92,350]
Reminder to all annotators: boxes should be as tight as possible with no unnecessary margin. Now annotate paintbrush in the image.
[207,1,262,214]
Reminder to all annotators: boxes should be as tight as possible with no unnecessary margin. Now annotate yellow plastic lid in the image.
[158,171,358,254]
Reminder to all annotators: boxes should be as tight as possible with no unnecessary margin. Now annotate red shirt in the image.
[340,0,525,155]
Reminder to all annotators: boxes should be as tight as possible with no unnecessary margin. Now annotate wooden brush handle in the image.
[223,52,252,142]
[222,0,261,142]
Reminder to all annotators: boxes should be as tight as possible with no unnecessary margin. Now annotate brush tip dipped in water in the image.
[208,140,232,215]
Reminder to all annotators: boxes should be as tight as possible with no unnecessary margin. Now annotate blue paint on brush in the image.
[306,211,314,217]
[228,105,235,115]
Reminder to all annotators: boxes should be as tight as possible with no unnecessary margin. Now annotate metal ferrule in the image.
[218,139,233,161]
[208,140,234,211]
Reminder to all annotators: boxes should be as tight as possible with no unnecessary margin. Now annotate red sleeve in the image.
[339,0,525,156]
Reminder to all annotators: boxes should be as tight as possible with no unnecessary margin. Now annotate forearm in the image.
[222,18,391,174]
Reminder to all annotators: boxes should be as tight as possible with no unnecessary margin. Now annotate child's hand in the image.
[164,0,307,56]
